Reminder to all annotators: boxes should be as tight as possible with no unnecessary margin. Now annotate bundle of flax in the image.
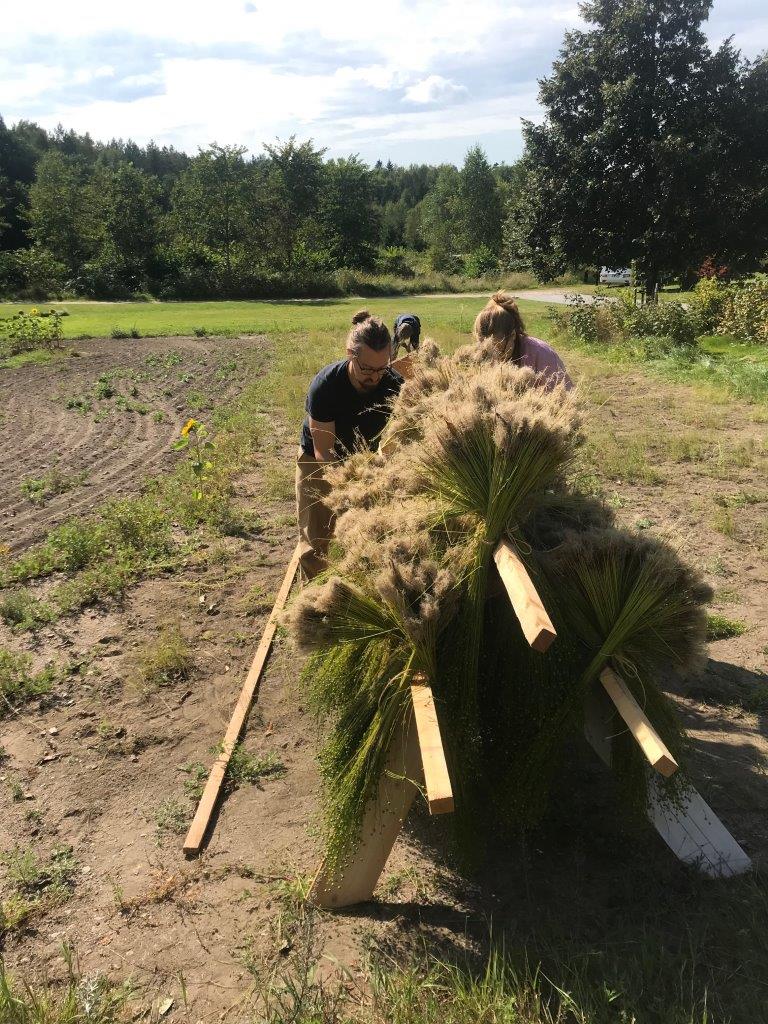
[288,339,711,873]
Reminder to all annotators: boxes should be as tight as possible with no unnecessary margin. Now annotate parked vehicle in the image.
[599,266,632,286]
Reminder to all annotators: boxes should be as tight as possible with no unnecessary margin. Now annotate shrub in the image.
[375,246,415,277]
[464,244,499,277]
[622,301,698,348]
[691,276,728,333]
[718,278,768,344]
[552,295,698,348]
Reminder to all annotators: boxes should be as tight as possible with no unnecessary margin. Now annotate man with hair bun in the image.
[296,309,404,579]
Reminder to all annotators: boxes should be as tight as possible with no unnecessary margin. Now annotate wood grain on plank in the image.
[410,676,454,814]
[599,665,679,777]
[183,544,301,855]
[492,538,556,652]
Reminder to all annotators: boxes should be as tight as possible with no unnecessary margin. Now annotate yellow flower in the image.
[30,307,39,316]
[181,418,199,437]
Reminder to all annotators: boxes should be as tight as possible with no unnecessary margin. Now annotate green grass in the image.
[0,296,540,342]
[131,626,193,689]
[0,649,56,717]
[706,613,748,641]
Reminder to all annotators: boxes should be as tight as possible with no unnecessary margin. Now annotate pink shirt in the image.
[516,335,573,390]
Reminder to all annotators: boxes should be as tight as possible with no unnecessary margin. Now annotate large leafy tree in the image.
[319,156,379,269]
[26,150,98,272]
[169,144,252,292]
[521,0,768,294]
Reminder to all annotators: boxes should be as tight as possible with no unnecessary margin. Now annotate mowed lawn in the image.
[0,295,512,341]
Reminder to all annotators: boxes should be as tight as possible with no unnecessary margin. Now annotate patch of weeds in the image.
[635,517,654,530]
[706,614,748,641]
[665,433,713,463]
[215,359,237,379]
[177,372,193,385]
[182,744,284,803]
[0,649,56,719]
[152,410,166,423]
[262,463,294,501]
[0,945,132,1020]
[0,495,176,616]
[0,589,56,630]
[154,797,189,836]
[239,583,271,616]
[133,626,193,690]
[8,776,24,802]
[111,326,140,339]
[20,467,88,506]
[714,587,741,605]
[712,507,736,537]
[227,744,285,787]
[65,394,92,414]
[114,396,149,415]
[0,846,78,937]
[193,326,208,337]
[145,350,183,370]
[93,375,116,400]
[714,491,766,509]
[185,389,211,412]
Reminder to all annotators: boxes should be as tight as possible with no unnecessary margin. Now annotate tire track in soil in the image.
[0,335,263,551]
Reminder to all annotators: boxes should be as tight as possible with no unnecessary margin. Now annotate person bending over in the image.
[392,312,421,355]
[296,310,404,579]
[474,291,572,389]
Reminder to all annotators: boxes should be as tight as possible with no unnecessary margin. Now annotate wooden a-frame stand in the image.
[309,537,751,908]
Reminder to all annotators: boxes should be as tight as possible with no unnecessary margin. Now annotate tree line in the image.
[0,123,511,299]
[1,0,766,301]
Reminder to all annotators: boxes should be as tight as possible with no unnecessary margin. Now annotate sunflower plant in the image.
[172,419,216,500]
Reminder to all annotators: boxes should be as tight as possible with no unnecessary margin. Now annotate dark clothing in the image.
[393,313,421,351]
[300,359,404,458]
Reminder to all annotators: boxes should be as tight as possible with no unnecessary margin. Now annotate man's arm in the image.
[309,417,337,462]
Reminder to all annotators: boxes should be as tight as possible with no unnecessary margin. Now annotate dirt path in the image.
[1,346,766,1019]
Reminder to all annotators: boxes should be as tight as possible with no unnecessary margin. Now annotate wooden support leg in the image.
[492,539,556,652]
[599,666,679,777]
[584,683,751,878]
[410,677,454,814]
[308,715,423,909]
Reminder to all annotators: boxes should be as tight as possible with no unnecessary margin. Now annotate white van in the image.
[599,266,632,286]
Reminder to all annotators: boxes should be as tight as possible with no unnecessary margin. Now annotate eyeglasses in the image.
[354,355,390,376]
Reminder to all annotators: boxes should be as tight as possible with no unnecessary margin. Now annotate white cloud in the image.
[1,0,764,163]
[404,75,468,104]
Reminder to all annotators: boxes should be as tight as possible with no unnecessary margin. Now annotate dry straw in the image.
[287,338,711,871]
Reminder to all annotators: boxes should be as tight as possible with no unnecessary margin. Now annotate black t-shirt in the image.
[300,359,404,458]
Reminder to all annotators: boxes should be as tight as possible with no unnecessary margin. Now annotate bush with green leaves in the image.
[691,275,729,333]
[718,277,768,344]
[375,246,415,277]
[464,244,499,277]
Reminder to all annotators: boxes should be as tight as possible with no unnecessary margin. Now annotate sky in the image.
[2,0,767,167]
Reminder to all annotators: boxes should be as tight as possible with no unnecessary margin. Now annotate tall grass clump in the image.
[288,337,712,875]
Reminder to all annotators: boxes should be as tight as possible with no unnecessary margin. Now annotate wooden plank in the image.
[599,665,679,777]
[410,677,454,814]
[183,544,301,856]
[583,683,751,878]
[390,354,414,379]
[492,538,556,653]
[309,716,422,909]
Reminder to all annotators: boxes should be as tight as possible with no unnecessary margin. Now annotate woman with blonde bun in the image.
[474,291,572,389]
